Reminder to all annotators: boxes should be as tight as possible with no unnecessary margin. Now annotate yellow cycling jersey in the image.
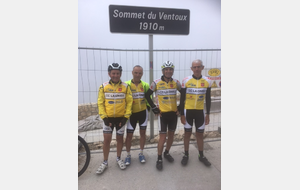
[149,76,181,113]
[181,75,212,110]
[125,80,150,113]
[97,80,133,119]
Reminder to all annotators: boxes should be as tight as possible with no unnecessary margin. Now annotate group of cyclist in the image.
[96,59,212,175]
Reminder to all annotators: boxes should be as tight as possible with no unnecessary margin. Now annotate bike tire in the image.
[78,135,91,177]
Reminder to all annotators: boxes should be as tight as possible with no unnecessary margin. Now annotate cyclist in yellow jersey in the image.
[145,61,181,171]
[96,63,133,175]
[180,59,212,167]
[124,65,150,165]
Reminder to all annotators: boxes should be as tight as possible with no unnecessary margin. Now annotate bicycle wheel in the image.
[78,135,91,177]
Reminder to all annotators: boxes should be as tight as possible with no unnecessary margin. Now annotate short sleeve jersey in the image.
[150,76,181,113]
[181,75,212,110]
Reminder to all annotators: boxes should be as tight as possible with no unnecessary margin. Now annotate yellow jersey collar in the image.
[109,79,122,85]
[161,75,173,82]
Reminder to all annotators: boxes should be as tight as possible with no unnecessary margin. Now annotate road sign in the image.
[109,5,190,35]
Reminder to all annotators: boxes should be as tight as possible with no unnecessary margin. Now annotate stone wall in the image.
[78,103,99,121]
[78,88,221,121]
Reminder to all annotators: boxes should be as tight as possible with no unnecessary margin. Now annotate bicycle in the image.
[78,135,91,177]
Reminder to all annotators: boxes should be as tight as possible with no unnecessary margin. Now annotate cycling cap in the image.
[108,63,122,72]
[161,61,175,70]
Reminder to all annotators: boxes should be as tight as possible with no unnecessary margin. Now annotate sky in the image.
[78,0,221,49]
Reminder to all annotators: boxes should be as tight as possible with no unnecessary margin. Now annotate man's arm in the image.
[205,87,211,115]
[205,87,211,125]
[145,88,155,108]
[124,86,133,119]
[180,88,186,115]
[98,85,111,126]
[145,88,160,114]
[98,85,107,119]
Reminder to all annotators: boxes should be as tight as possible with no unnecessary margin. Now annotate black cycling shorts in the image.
[127,109,148,133]
[184,109,205,133]
[158,112,177,134]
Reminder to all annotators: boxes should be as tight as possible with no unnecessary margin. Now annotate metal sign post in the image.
[149,35,154,138]
[109,5,190,139]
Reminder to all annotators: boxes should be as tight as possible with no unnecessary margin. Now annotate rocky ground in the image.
[87,130,221,151]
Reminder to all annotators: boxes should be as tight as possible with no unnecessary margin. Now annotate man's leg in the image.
[163,112,177,162]
[184,131,192,152]
[125,133,133,153]
[165,130,175,151]
[138,110,148,155]
[139,129,146,151]
[195,110,211,167]
[116,134,124,158]
[181,109,193,166]
[96,133,111,174]
[125,132,133,165]
[103,133,112,161]
[196,132,204,152]
[157,133,166,156]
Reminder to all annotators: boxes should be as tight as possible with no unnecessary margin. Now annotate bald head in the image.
[191,59,203,67]
[191,59,204,77]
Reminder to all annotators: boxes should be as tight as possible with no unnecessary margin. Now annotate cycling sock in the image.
[140,149,143,155]
[164,149,169,154]
[199,151,204,157]
[127,152,131,156]
[185,151,189,156]
[158,155,162,161]
[116,156,120,161]
[103,160,108,165]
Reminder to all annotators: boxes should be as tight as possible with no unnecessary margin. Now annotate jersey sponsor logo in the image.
[197,95,204,101]
[159,83,165,85]
[186,88,206,95]
[156,89,177,96]
[108,101,114,104]
[163,97,169,100]
[190,83,196,87]
[105,93,126,99]
[207,76,221,80]
[107,88,114,91]
[140,88,144,91]
[132,92,144,99]
[118,88,122,91]
[104,126,112,130]
[208,68,221,76]
[201,83,204,87]
[170,84,173,88]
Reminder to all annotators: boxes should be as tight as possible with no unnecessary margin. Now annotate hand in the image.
[205,115,210,125]
[103,118,111,126]
[181,115,186,125]
[119,117,128,127]
[152,106,160,115]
